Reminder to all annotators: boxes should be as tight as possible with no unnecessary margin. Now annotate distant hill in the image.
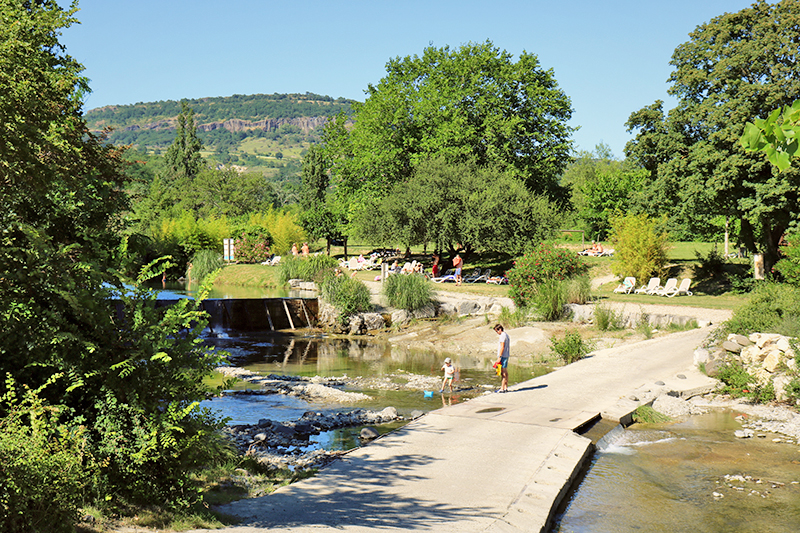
[84,92,356,173]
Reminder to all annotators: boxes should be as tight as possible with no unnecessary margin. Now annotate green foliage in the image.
[550,330,593,364]
[716,362,775,403]
[564,275,592,305]
[498,306,529,329]
[322,40,574,229]
[625,2,800,266]
[531,280,568,321]
[508,242,587,308]
[632,406,671,424]
[609,213,670,282]
[320,276,372,322]
[741,99,800,172]
[724,282,800,336]
[234,226,272,264]
[164,101,203,180]
[594,304,624,331]
[785,378,800,403]
[0,376,88,533]
[358,157,561,254]
[153,211,230,257]
[382,274,433,311]
[277,254,338,284]
[636,311,653,339]
[190,250,224,281]
[576,164,648,239]
[774,231,800,285]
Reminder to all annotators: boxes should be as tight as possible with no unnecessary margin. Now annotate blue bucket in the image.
[423,390,434,398]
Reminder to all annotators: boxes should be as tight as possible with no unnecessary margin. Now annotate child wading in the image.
[440,357,456,393]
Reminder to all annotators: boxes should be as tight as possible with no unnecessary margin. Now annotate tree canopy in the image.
[625,0,800,268]
[321,40,574,229]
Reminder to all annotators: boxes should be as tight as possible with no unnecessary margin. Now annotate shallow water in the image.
[554,410,800,533]
[200,332,549,451]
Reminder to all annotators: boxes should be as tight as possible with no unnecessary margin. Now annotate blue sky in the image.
[60,0,756,158]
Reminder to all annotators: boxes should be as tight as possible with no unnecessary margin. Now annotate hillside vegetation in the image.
[85,92,356,172]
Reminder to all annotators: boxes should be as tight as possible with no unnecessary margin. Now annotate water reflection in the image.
[554,410,800,533]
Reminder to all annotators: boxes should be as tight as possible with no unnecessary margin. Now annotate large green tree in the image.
[323,41,574,230]
[0,0,227,519]
[625,0,800,269]
[357,157,561,256]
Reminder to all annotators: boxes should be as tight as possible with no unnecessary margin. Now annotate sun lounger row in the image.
[614,277,692,297]
[431,267,507,284]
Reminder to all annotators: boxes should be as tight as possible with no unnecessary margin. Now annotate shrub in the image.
[609,213,669,282]
[636,310,653,339]
[724,282,800,336]
[234,228,271,264]
[382,274,433,311]
[320,276,372,321]
[716,362,754,398]
[550,330,593,364]
[774,230,800,284]
[785,378,800,403]
[0,376,88,533]
[189,249,224,281]
[594,303,623,331]
[693,248,727,281]
[508,242,587,308]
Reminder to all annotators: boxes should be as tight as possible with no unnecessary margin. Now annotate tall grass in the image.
[594,303,624,331]
[189,249,224,281]
[499,306,529,328]
[550,330,594,364]
[564,275,592,304]
[320,276,372,322]
[382,274,433,311]
[532,280,567,321]
[277,255,338,284]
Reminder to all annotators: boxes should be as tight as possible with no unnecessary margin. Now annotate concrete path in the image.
[189,328,717,533]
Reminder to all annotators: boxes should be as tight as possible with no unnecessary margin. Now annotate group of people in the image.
[291,242,310,257]
[440,323,509,394]
[431,251,464,285]
[579,241,604,257]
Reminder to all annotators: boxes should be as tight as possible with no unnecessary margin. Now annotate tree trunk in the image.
[344,238,348,260]
[762,218,785,276]
[326,238,331,256]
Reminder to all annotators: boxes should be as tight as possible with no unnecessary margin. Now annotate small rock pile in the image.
[697,333,798,401]
[215,367,371,403]
[226,407,401,470]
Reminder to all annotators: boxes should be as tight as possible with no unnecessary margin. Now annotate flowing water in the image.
[554,410,800,533]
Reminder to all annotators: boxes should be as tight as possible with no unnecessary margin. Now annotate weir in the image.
[201,298,318,332]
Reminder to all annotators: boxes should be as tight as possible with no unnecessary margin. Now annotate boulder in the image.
[437,303,458,316]
[721,340,742,353]
[776,336,792,352]
[380,406,399,419]
[412,304,436,319]
[362,313,385,331]
[704,355,726,377]
[773,374,793,401]
[693,348,710,366]
[410,410,425,419]
[391,309,412,326]
[755,333,782,349]
[488,302,504,316]
[458,300,482,315]
[731,334,752,346]
[360,427,380,440]
[348,314,365,335]
[763,350,782,373]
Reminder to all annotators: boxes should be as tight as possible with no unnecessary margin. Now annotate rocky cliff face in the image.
[120,115,332,134]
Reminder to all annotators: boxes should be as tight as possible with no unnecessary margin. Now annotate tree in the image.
[741,99,800,172]
[164,100,203,179]
[625,0,800,270]
[356,157,562,256]
[299,144,344,255]
[322,41,574,228]
[0,1,227,518]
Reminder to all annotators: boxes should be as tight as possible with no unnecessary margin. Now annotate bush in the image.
[550,330,593,364]
[234,228,271,264]
[716,362,776,403]
[774,230,800,284]
[594,304,623,331]
[189,249,224,281]
[382,274,433,311]
[508,242,587,308]
[724,282,800,336]
[609,213,669,282]
[278,255,338,284]
[0,376,88,533]
[320,276,372,321]
[498,306,529,329]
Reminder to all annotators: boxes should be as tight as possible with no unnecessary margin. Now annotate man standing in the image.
[453,253,463,286]
[494,324,510,392]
